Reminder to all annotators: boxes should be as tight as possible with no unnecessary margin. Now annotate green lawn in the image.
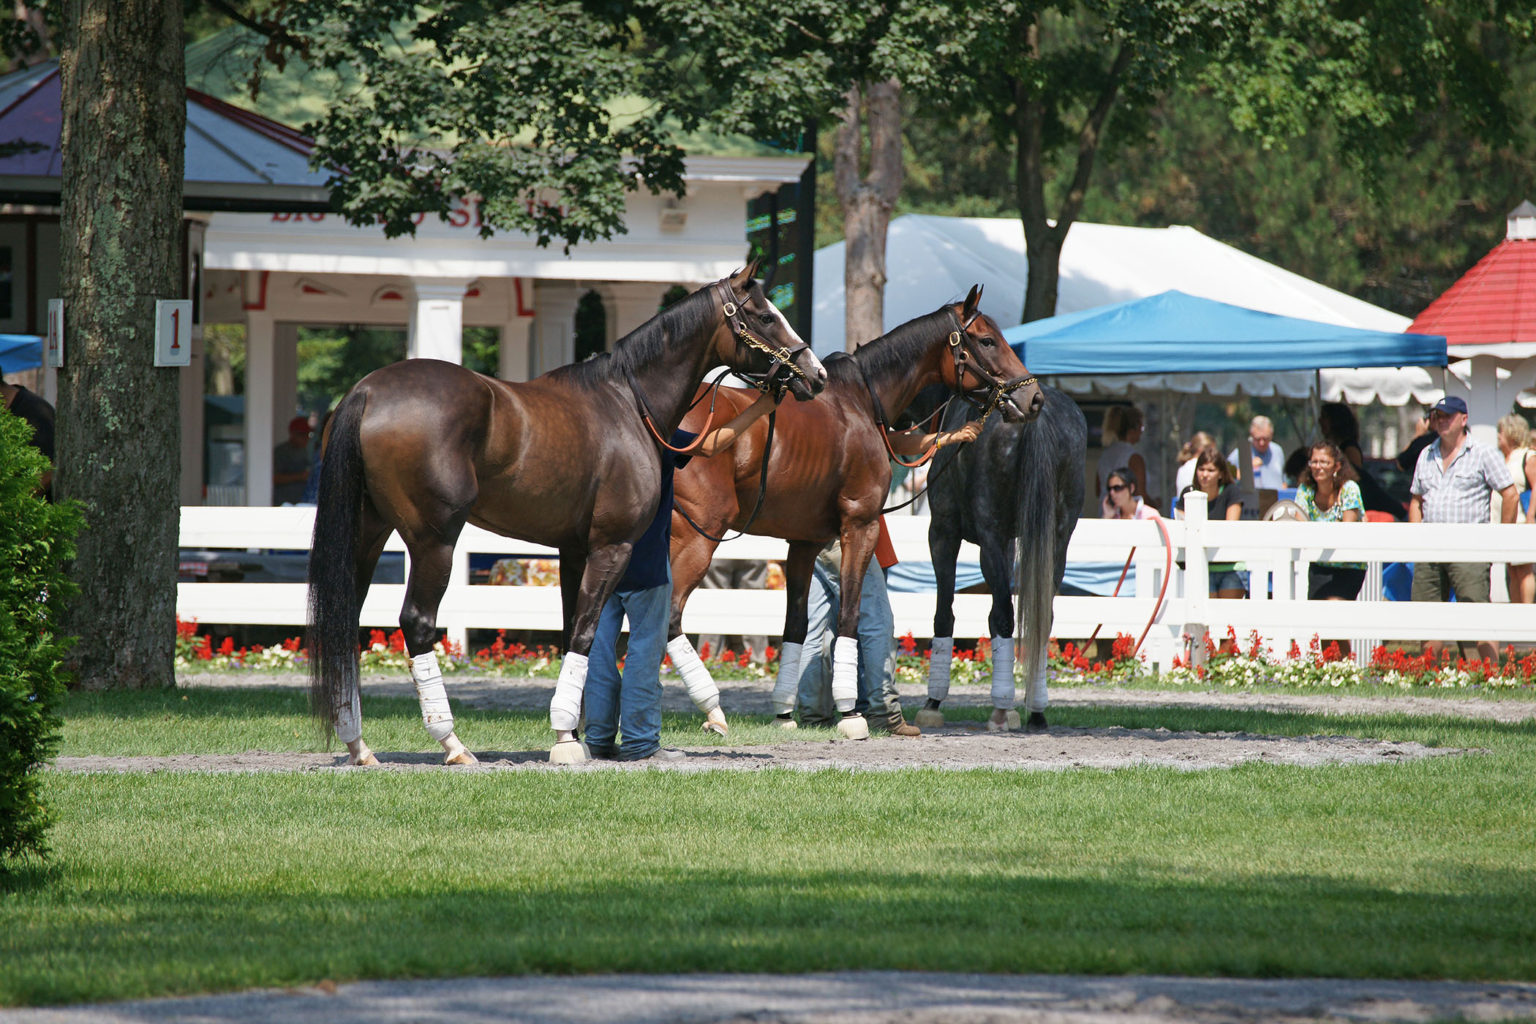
[2,686,1533,1006]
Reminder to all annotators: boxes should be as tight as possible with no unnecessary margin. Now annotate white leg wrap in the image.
[926,637,953,703]
[1025,649,1049,713]
[549,652,589,733]
[832,636,859,714]
[990,636,1016,710]
[667,635,720,713]
[334,687,362,745]
[770,641,804,715]
[410,651,455,742]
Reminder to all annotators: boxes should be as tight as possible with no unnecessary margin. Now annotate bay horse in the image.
[665,286,1043,739]
[306,265,826,766]
[917,384,1087,731]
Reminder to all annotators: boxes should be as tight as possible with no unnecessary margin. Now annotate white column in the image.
[531,282,580,375]
[606,282,666,344]
[408,278,473,364]
[245,312,275,507]
[498,317,533,382]
[1464,357,1500,449]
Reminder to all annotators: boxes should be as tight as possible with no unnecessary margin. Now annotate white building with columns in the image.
[198,153,808,506]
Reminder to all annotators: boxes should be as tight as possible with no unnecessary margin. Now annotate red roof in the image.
[1409,239,1536,346]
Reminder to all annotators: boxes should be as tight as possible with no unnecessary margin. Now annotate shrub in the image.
[0,412,83,870]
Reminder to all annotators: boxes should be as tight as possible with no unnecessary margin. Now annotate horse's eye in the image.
[979,336,995,347]
[759,312,774,325]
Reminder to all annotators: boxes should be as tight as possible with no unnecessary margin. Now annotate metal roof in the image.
[1410,234,1536,348]
[0,60,332,211]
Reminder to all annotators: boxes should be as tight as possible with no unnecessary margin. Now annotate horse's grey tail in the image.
[1013,390,1088,688]
[306,388,368,741]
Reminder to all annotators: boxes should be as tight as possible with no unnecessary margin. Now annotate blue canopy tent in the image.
[887,292,1448,598]
[0,334,42,375]
[1004,290,1447,373]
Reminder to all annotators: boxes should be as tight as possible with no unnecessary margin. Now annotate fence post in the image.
[1184,491,1209,667]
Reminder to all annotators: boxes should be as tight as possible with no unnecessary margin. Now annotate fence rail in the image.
[179,498,1536,668]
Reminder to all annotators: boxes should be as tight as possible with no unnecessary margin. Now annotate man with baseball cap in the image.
[273,414,314,505]
[1408,395,1517,661]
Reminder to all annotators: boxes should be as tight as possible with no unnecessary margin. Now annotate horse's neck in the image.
[627,331,718,436]
[855,330,946,423]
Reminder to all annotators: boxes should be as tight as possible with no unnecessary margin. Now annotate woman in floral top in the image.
[1296,441,1366,600]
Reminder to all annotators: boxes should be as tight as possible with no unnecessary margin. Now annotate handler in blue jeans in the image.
[584,392,778,760]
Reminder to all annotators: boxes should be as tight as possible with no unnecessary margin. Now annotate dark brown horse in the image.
[307,266,826,765]
[665,286,1042,738]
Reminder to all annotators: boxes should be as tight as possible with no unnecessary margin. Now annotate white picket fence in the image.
[179,496,1536,669]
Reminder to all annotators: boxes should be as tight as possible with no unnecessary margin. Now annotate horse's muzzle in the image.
[784,350,828,401]
[1002,380,1045,423]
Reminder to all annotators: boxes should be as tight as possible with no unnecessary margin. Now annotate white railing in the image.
[179,497,1536,669]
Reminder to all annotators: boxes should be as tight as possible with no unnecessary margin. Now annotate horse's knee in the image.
[400,606,437,656]
[988,602,1014,640]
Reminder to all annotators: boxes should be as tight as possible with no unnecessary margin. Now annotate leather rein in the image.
[859,307,1036,470]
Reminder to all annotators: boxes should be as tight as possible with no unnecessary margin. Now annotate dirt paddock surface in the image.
[30,679,1533,1023]
[57,676,1529,776]
[5,972,1535,1024]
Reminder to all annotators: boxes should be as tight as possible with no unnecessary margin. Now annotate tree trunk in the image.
[1013,20,1131,323]
[835,79,903,352]
[58,0,185,689]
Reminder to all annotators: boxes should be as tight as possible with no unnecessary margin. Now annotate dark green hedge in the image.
[0,410,82,869]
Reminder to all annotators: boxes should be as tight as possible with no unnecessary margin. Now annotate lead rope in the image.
[673,408,778,544]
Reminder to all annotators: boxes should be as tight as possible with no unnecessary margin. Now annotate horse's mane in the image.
[547,282,719,391]
[829,306,957,384]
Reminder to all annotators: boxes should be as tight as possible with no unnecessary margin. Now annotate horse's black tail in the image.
[307,388,369,740]
[1013,390,1088,687]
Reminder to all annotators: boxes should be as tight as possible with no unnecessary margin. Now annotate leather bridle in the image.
[714,279,815,399]
[947,307,1036,421]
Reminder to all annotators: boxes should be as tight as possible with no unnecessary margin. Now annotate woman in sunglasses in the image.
[1101,465,1159,521]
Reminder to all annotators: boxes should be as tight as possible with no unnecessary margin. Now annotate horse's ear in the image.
[962,284,983,321]
[734,257,761,285]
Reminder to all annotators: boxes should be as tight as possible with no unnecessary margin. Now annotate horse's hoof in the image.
[986,708,1021,732]
[836,714,870,741]
[1024,711,1048,733]
[914,707,946,729]
[702,708,729,736]
[348,752,380,767]
[549,739,588,765]
[774,713,798,730]
[445,749,479,766]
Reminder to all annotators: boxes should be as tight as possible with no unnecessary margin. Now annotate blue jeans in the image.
[584,577,671,760]
[795,556,896,722]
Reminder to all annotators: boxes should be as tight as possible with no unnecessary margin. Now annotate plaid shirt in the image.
[1410,435,1514,524]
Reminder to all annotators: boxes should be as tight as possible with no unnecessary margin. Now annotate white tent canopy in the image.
[813,215,1430,404]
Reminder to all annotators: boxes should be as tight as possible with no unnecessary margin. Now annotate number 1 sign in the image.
[154,299,192,367]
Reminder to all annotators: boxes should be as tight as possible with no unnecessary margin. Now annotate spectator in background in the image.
[1495,413,1536,604]
[696,558,770,665]
[1295,442,1366,602]
[1174,430,1216,498]
[1098,404,1148,513]
[1178,445,1246,598]
[1319,400,1404,520]
[273,415,313,505]
[1396,410,1435,473]
[1229,415,1286,490]
[1101,465,1159,521]
[0,369,54,500]
[1409,395,1517,663]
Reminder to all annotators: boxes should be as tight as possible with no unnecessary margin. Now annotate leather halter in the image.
[713,279,815,396]
[947,308,1036,421]
[631,278,804,454]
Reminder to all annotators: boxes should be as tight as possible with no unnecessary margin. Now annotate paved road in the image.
[5,972,1535,1024]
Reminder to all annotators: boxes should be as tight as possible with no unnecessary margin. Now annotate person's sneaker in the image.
[625,747,685,762]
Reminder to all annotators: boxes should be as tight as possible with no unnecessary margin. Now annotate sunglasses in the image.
[1107,483,1128,493]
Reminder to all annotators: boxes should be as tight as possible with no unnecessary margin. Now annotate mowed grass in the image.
[3,686,1533,1006]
